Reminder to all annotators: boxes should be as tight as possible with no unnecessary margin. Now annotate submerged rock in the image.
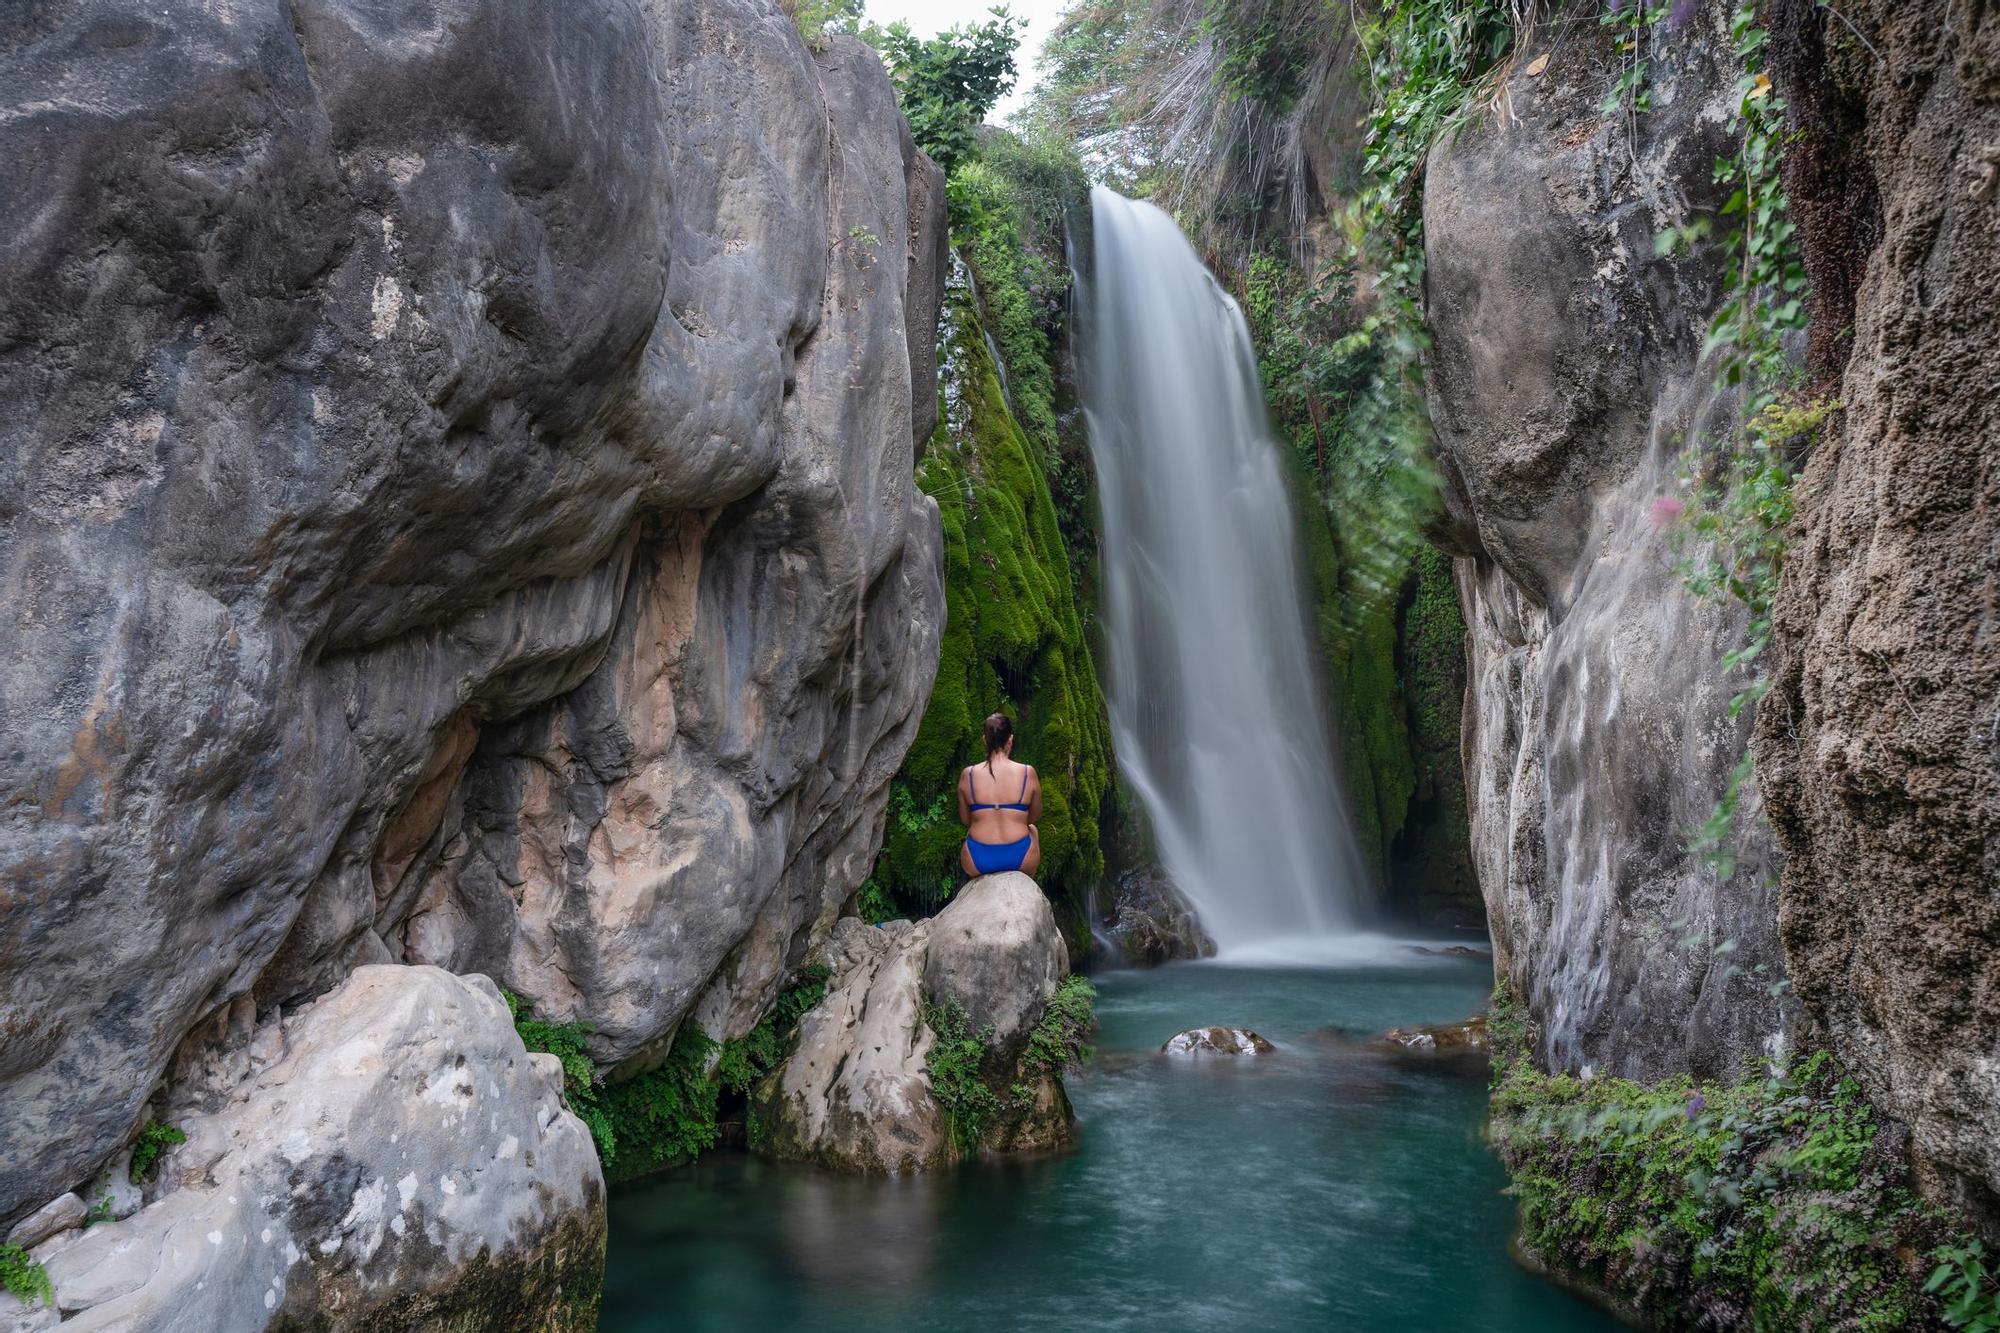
[1103,866,1217,968]
[1405,944,1491,960]
[1380,1016,1490,1056]
[1162,1027,1275,1056]
[755,874,1076,1172]
[31,966,603,1329]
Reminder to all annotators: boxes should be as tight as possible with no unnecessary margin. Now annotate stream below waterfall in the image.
[600,949,1619,1331]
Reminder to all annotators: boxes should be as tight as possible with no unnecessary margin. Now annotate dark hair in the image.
[982,713,1012,773]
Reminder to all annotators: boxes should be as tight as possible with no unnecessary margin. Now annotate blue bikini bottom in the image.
[965,835,1031,875]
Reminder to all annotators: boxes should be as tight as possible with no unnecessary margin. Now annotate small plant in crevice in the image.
[1022,974,1097,1077]
[128,1120,186,1184]
[923,994,1004,1157]
[0,1243,52,1307]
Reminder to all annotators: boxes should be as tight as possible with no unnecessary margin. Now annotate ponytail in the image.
[982,712,1013,777]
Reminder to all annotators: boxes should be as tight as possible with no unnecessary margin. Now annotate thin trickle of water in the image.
[1080,187,1370,952]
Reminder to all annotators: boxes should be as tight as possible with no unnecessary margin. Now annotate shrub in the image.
[923,994,1004,1157]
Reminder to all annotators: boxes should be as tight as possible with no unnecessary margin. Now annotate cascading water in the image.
[1081,186,1370,951]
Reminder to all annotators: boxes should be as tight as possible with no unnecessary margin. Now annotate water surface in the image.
[602,950,1619,1332]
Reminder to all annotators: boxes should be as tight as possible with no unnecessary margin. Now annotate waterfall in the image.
[1080,186,1370,952]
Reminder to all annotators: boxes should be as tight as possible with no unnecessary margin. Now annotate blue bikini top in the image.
[967,765,1032,812]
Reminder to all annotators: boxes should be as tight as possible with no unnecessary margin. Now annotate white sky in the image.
[871,0,1067,122]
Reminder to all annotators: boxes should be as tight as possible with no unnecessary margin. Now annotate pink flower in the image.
[1650,495,1687,527]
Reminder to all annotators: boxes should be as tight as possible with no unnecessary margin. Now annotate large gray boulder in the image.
[0,0,945,1233]
[1423,0,1796,1080]
[23,966,602,1331]
[924,872,1069,1058]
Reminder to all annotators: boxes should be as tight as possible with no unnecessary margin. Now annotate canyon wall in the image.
[1424,0,1999,1217]
[1757,0,2000,1219]
[0,0,946,1310]
[1423,2,1796,1080]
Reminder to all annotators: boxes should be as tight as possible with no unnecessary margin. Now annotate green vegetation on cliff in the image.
[1488,986,2000,1330]
[507,967,830,1183]
[876,265,1111,918]
[1,1244,51,1307]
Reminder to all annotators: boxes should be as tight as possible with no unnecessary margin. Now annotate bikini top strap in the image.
[1018,768,1030,801]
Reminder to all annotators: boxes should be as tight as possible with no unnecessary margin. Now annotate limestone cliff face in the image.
[0,0,945,1275]
[1421,3,1797,1078]
[1757,0,2000,1219]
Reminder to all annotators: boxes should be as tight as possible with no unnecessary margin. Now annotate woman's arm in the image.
[957,767,972,827]
[1028,767,1043,823]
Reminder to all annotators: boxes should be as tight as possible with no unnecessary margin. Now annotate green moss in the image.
[1,1243,51,1307]
[1488,985,2000,1330]
[1021,974,1096,1078]
[878,261,1112,919]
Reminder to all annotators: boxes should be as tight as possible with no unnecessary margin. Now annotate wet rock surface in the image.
[0,0,945,1258]
[1423,1,1795,1080]
[1102,866,1217,968]
[1162,1027,1275,1056]
[1380,1016,1490,1058]
[25,967,603,1330]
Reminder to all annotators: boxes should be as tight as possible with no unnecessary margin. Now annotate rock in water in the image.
[1102,866,1217,968]
[754,919,953,1174]
[924,872,1070,1060]
[756,876,1076,1171]
[0,0,946,1258]
[1380,1017,1490,1057]
[1162,1028,1275,1056]
[32,967,603,1329]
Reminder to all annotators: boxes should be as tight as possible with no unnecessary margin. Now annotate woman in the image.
[958,712,1041,878]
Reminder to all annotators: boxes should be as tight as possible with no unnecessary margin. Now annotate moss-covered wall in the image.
[1391,544,1479,924]
[870,270,1112,921]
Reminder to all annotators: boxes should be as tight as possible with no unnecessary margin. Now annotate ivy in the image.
[922,976,1095,1158]
[507,966,831,1180]
[923,994,1005,1157]
[1021,974,1096,1077]
[1654,2,1818,870]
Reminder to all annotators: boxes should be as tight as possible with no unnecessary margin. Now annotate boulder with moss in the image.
[753,873,1089,1171]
